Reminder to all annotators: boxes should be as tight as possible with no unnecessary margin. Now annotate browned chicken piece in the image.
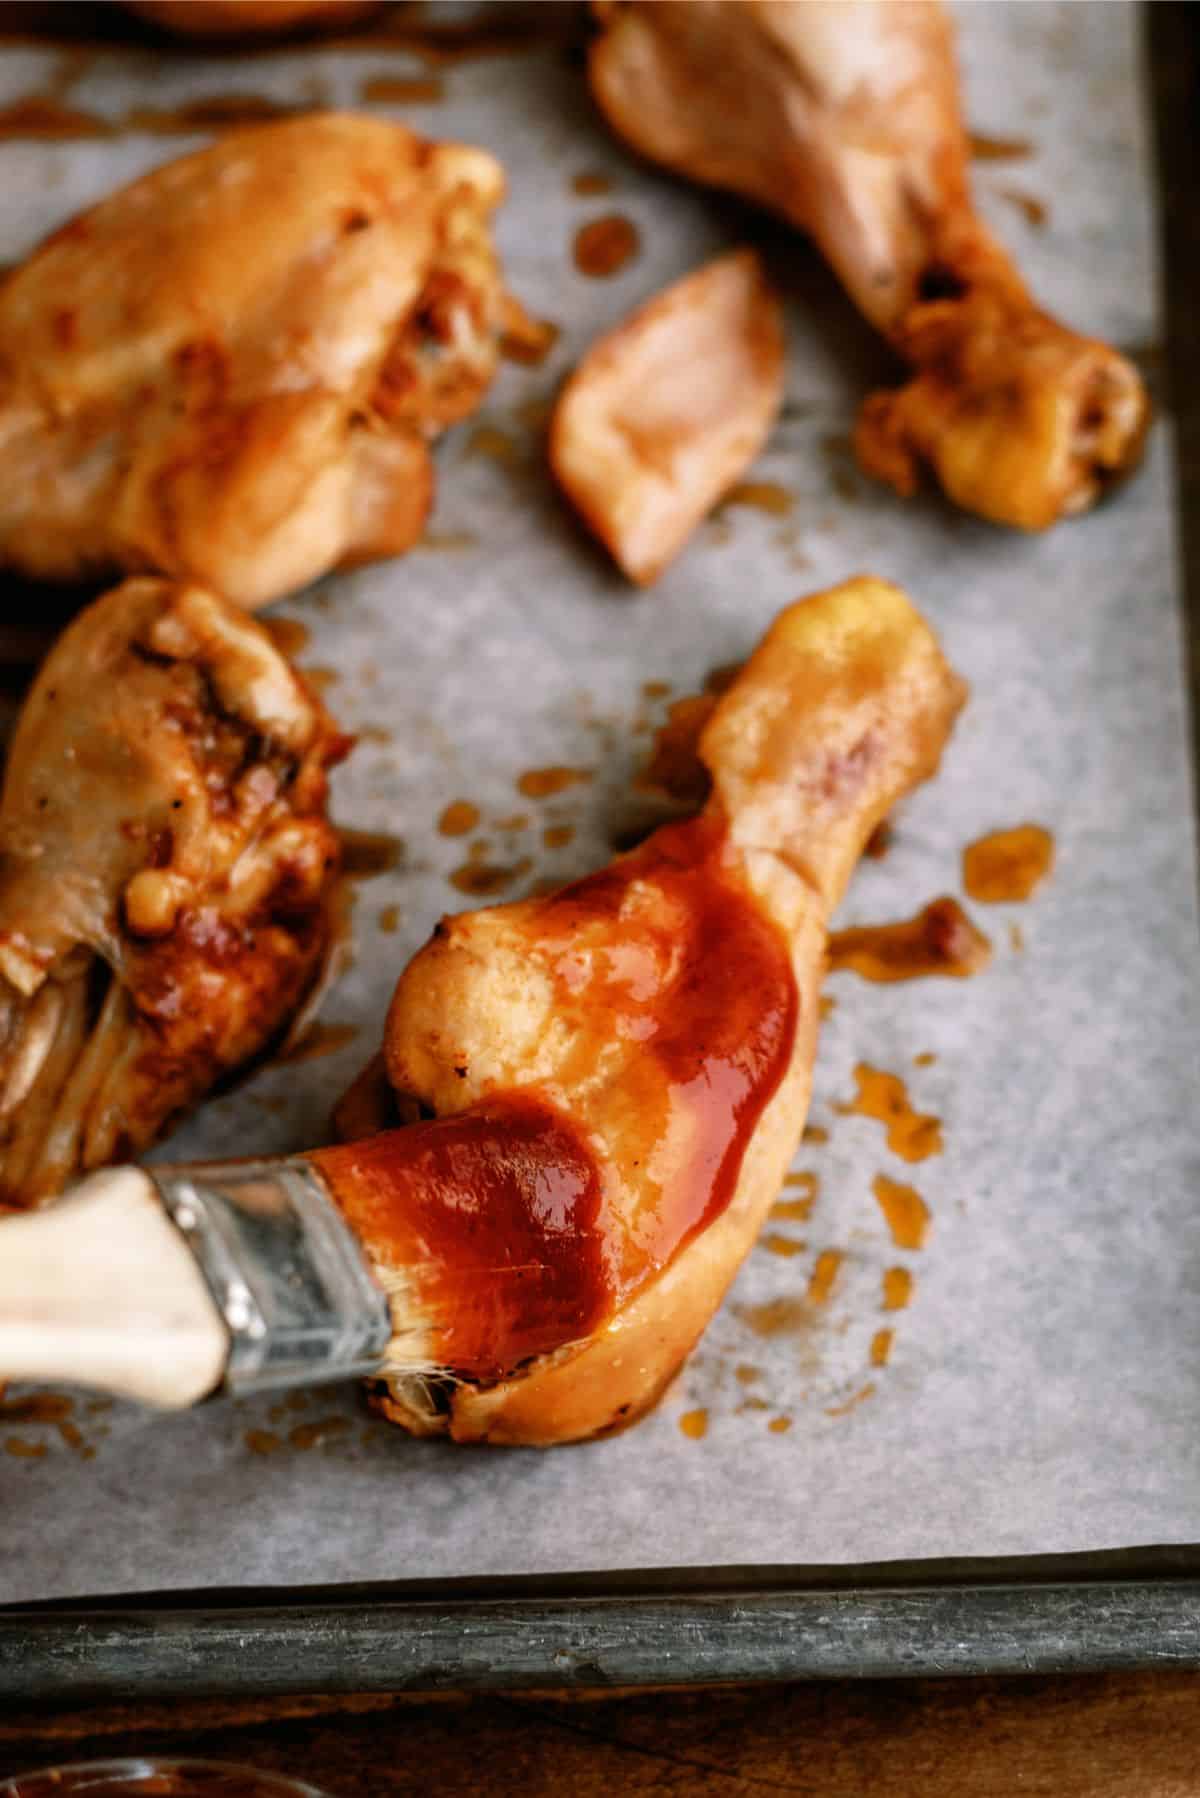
[550,249,786,584]
[0,577,348,1207]
[589,1,1148,530]
[320,576,964,1444]
[0,114,506,609]
[124,1,382,37]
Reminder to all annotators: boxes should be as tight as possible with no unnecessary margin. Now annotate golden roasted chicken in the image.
[0,577,347,1207]
[590,0,1148,530]
[550,249,786,584]
[0,114,506,609]
[321,577,965,1444]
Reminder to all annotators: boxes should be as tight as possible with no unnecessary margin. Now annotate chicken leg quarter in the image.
[320,577,965,1444]
[589,0,1148,531]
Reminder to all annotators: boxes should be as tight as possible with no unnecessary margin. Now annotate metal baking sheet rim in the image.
[5,1552,1200,1696]
[1,4,1198,1695]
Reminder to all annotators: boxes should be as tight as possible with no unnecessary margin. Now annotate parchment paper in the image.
[3,0,1199,1607]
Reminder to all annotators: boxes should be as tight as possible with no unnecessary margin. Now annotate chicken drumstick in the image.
[589,0,1148,530]
[323,576,964,1444]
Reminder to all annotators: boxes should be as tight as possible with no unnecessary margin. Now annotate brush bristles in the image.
[374,1261,452,1381]
[368,1263,461,1435]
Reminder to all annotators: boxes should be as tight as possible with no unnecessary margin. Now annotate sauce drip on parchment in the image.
[0,97,109,140]
[826,1382,875,1418]
[720,481,793,517]
[466,424,521,468]
[835,1064,943,1163]
[969,130,1033,161]
[360,74,445,104]
[437,799,480,838]
[448,860,531,897]
[573,213,640,278]
[1,1392,93,1458]
[737,1296,812,1340]
[772,1173,818,1223]
[963,824,1054,902]
[517,765,592,800]
[829,897,991,982]
[763,1233,806,1258]
[872,1173,930,1250]
[126,95,299,134]
[883,1267,914,1311]
[338,827,404,879]
[805,1248,843,1306]
[1000,187,1048,228]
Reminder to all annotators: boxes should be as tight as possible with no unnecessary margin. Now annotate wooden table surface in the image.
[4,1673,1200,1794]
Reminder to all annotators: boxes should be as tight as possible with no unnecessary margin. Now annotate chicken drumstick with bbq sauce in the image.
[589,0,1148,530]
[321,576,964,1445]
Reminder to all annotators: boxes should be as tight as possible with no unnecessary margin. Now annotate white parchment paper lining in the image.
[3,0,1199,1604]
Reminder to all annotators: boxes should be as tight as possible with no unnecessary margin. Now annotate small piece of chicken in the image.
[0,114,506,609]
[125,1,383,38]
[320,576,964,1444]
[550,249,786,584]
[589,1,1148,530]
[0,577,347,1207]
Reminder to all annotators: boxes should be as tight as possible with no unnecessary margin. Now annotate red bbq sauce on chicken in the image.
[536,815,797,1267]
[318,1095,608,1383]
[318,816,797,1382]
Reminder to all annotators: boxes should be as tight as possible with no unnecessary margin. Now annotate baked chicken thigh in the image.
[590,0,1148,530]
[0,114,506,608]
[0,577,346,1207]
[321,576,964,1444]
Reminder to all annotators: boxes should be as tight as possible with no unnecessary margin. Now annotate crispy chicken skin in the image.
[550,249,786,584]
[0,577,347,1207]
[124,1,382,37]
[0,114,506,609]
[321,577,964,1444]
[589,0,1148,530]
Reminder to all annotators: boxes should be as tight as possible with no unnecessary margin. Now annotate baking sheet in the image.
[3,0,1199,1608]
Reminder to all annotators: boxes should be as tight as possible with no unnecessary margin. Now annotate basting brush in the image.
[0,1150,438,1407]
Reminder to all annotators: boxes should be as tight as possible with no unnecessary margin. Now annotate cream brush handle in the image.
[0,1151,393,1408]
[0,1165,228,1406]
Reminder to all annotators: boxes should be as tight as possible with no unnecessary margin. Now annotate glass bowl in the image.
[0,1762,336,1797]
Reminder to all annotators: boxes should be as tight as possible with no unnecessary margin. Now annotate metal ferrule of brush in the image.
[149,1159,392,1395]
